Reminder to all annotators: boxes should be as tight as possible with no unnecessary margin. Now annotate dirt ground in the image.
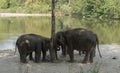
[0,44,120,73]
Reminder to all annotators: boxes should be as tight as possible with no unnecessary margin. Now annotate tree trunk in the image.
[50,0,56,62]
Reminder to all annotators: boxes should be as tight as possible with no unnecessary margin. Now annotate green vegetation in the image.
[0,0,120,18]
[80,0,120,18]
[0,0,51,13]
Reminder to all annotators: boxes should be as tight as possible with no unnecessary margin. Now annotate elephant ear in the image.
[59,32,66,45]
[56,31,65,44]
[59,35,64,43]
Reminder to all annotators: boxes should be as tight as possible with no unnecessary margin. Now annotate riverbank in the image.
[0,13,51,17]
[0,44,120,73]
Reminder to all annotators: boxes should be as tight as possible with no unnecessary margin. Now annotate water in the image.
[0,35,17,50]
[0,16,120,50]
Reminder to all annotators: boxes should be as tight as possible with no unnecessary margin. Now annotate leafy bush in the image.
[0,0,120,18]
[0,0,9,9]
[80,0,120,18]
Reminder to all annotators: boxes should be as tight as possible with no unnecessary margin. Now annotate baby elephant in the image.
[15,34,51,63]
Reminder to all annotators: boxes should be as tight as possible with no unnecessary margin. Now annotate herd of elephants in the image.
[15,28,102,64]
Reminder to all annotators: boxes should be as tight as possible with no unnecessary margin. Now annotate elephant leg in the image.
[82,51,85,54]
[29,52,34,61]
[93,49,96,57]
[61,46,67,57]
[34,51,41,63]
[55,50,58,60]
[79,51,81,55]
[42,51,46,61]
[82,51,90,63]
[20,53,27,63]
[90,50,95,63]
[68,49,74,62]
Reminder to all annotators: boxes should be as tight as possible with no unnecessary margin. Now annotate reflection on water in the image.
[0,16,120,50]
[0,35,18,50]
[0,33,22,50]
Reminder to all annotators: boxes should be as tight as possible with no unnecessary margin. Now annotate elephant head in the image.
[54,31,67,56]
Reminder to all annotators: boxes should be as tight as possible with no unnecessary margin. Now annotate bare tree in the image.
[50,0,57,62]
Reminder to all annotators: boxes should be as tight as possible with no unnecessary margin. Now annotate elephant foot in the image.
[42,59,46,62]
[34,59,40,63]
[20,60,28,63]
[50,59,60,63]
[82,60,90,64]
[42,59,49,62]
[67,60,74,63]
[34,61,40,63]
[62,53,67,57]
[29,58,34,61]
[60,55,66,59]
[90,60,93,63]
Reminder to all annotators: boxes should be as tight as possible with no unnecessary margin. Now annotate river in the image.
[0,16,120,50]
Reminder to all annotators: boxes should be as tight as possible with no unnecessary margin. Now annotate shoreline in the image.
[0,13,51,17]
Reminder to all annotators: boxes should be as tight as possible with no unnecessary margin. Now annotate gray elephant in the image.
[15,34,51,63]
[55,28,102,63]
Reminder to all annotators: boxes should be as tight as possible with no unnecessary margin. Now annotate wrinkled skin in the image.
[55,28,102,63]
[15,34,51,63]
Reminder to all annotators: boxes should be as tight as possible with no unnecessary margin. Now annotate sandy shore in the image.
[0,13,51,17]
[0,44,120,73]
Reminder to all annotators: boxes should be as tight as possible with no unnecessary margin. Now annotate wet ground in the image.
[0,44,120,73]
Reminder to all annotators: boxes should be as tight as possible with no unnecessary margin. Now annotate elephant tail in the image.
[96,36,102,58]
[14,44,18,55]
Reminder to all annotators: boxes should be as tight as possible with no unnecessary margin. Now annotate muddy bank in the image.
[0,44,120,73]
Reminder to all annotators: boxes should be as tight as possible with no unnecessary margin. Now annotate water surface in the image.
[0,16,120,50]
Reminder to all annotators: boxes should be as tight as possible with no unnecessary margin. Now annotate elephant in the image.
[15,34,51,63]
[54,28,102,63]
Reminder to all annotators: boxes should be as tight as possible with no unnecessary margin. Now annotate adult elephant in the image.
[15,34,51,63]
[55,28,102,63]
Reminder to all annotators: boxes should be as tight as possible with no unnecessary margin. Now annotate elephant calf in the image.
[55,28,102,63]
[15,34,51,63]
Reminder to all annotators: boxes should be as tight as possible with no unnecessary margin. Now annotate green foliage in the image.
[70,0,84,15]
[0,0,120,18]
[55,0,120,18]
[80,0,120,18]
[0,0,10,9]
[0,0,51,13]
